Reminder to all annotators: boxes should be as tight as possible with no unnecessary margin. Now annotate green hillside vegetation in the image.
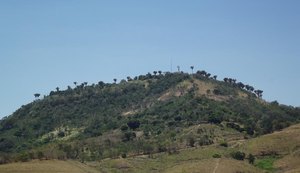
[0,69,300,168]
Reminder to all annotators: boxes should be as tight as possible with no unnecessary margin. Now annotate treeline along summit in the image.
[0,68,300,163]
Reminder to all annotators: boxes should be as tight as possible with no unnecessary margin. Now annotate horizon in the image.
[1,0,300,118]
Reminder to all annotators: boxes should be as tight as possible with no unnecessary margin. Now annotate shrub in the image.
[16,152,30,162]
[127,120,140,130]
[213,153,221,158]
[231,151,246,160]
[120,125,128,131]
[248,154,255,164]
[220,141,228,147]
[121,153,127,158]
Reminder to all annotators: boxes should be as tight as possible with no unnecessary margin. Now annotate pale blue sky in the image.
[1,0,299,118]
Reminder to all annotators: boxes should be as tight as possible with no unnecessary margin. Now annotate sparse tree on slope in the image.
[34,93,40,99]
[190,66,194,74]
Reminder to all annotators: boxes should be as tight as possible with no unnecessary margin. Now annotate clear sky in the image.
[0,0,299,119]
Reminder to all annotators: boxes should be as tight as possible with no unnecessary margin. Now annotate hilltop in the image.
[0,70,300,171]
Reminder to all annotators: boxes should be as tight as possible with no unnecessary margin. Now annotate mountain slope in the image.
[0,71,300,164]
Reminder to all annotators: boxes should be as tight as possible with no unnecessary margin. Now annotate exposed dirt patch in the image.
[158,80,193,101]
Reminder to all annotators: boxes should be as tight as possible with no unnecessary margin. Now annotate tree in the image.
[158,70,162,75]
[127,120,140,130]
[73,82,77,86]
[34,93,40,98]
[224,78,229,83]
[205,73,211,78]
[56,87,59,92]
[98,81,105,88]
[197,70,207,76]
[248,154,255,164]
[190,66,194,74]
[245,85,255,92]
[177,66,180,72]
[213,75,217,80]
[254,90,263,98]
[153,71,157,76]
[237,82,245,89]
[113,78,117,84]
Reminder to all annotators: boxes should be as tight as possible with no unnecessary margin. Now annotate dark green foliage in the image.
[226,122,244,132]
[127,120,140,130]
[220,141,228,147]
[120,125,128,131]
[231,151,246,160]
[0,138,15,152]
[122,131,136,142]
[16,152,30,162]
[213,153,222,158]
[248,154,255,164]
[121,153,127,158]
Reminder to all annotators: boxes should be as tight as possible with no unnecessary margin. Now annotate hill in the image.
[0,70,300,168]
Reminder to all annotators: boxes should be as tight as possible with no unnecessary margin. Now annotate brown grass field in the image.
[0,160,100,173]
[1,123,299,173]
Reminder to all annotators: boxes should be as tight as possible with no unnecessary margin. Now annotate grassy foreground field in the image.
[1,124,299,173]
[95,146,262,173]
[0,160,100,173]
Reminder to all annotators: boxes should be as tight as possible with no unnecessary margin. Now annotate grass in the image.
[95,145,263,173]
[0,160,100,173]
[254,157,278,172]
[2,124,300,173]
[244,124,300,155]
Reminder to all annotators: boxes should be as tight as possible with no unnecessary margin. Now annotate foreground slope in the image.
[0,160,100,173]
[3,123,298,173]
[0,123,299,172]
[244,123,300,173]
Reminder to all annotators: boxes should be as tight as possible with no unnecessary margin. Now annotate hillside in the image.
[0,70,300,168]
[1,123,299,173]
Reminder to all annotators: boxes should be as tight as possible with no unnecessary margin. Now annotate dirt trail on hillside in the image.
[212,159,220,173]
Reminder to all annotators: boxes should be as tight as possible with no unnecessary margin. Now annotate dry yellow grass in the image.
[193,79,215,96]
[158,80,193,101]
[163,158,262,173]
[0,160,100,173]
[245,123,300,155]
[274,154,300,173]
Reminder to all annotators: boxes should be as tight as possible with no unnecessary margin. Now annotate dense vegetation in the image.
[0,69,299,163]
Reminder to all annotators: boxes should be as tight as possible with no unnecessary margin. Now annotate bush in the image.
[213,153,221,158]
[231,151,246,160]
[127,120,140,130]
[220,141,228,147]
[122,131,136,142]
[16,152,30,162]
[248,154,255,164]
[120,125,128,131]
[121,153,127,158]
